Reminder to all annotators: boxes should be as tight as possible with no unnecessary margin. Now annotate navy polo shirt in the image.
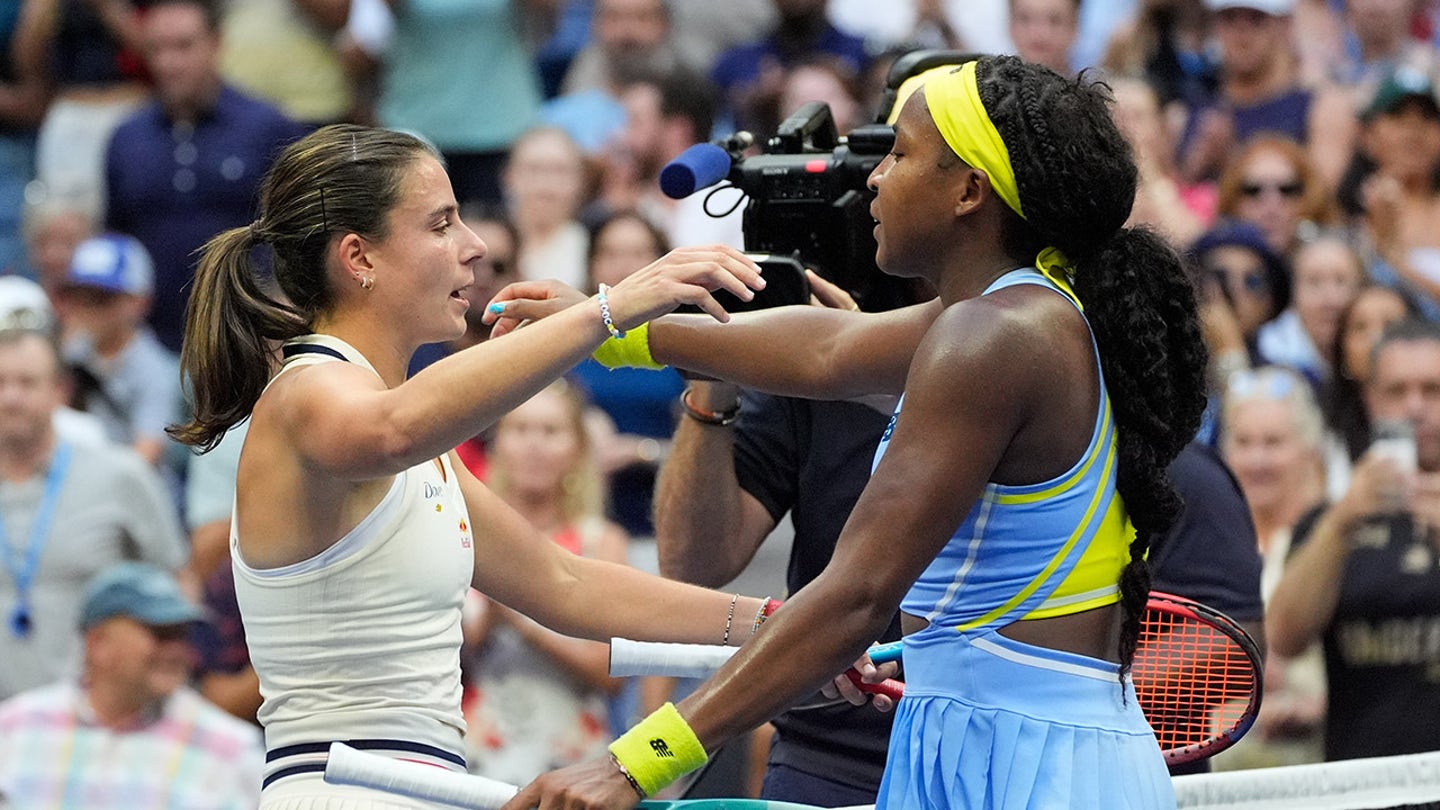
[105,85,307,352]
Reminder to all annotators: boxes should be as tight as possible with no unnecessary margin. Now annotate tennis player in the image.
[493,56,1207,809]
[168,124,782,808]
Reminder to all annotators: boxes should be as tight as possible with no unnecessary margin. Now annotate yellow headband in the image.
[924,61,1024,220]
[887,61,1079,305]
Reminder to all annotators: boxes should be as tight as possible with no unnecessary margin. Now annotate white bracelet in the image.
[597,283,625,340]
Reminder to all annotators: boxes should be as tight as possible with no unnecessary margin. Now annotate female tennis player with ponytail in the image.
[491,55,1208,810]
[166,124,790,809]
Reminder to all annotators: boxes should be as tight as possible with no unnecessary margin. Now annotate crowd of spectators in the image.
[4,0,1440,804]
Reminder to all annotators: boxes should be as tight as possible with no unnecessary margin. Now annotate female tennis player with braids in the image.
[166,124,785,808]
[491,55,1208,809]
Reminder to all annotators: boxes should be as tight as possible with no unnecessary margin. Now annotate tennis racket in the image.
[323,742,842,810]
[611,592,1262,765]
[1132,591,1263,765]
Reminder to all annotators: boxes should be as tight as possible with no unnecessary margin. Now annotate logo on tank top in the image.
[459,518,471,549]
[881,413,897,443]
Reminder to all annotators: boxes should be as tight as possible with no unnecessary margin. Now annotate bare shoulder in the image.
[921,284,1090,371]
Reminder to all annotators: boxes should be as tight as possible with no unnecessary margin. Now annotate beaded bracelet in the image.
[681,386,740,426]
[597,283,625,340]
[722,593,739,645]
[752,597,782,635]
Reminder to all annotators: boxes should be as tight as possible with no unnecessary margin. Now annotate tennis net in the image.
[1174,751,1440,809]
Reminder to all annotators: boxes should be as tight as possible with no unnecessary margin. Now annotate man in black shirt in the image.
[1270,319,1440,761]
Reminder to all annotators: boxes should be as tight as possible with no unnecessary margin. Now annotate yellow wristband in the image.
[592,321,665,370]
[607,702,707,796]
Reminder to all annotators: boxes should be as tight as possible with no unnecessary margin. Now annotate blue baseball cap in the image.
[79,563,205,630]
[65,233,154,296]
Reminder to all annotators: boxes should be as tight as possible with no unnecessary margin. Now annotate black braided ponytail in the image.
[974,56,1209,681]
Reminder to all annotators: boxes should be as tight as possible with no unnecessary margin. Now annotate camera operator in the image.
[1269,319,1440,762]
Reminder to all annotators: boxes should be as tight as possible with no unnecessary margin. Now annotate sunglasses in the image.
[1208,265,1269,293]
[1239,180,1304,199]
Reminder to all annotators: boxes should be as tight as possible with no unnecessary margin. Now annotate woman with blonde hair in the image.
[1219,365,1328,767]
[463,380,630,784]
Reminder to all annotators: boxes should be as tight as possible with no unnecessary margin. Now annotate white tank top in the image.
[232,334,476,758]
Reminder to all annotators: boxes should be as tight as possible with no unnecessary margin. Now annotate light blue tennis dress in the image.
[873,269,1176,810]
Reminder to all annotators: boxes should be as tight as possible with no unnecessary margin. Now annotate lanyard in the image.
[0,442,72,639]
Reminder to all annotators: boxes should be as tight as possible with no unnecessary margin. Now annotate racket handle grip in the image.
[844,668,905,701]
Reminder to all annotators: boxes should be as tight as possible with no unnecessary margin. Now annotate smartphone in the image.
[1370,419,1418,474]
[685,253,810,315]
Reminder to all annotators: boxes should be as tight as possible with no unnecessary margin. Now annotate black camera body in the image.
[701,50,976,313]
[727,104,899,311]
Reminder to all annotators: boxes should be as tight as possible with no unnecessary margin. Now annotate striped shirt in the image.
[0,682,263,808]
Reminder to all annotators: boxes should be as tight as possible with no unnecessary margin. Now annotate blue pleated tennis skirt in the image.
[876,628,1176,810]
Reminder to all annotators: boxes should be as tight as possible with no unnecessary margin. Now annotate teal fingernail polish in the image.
[487,303,505,315]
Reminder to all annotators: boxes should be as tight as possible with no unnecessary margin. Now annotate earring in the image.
[356,274,374,291]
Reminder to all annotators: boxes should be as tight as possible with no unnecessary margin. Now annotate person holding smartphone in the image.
[1269,319,1440,761]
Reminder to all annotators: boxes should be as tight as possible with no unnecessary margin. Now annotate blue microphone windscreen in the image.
[659,143,732,199]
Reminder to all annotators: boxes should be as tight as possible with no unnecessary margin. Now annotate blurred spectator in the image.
[1111,75,1214,246]
[598,69,743,249]
[1328,0,1438,97]
[504,126,592,290]
[1258,232,1365,386]
[710,0,869,134]
[668,0,776,75]
[376,0,545,206]
[19,0,148,214]
[1217,366,1328,768]
[0,562,262,807]
[1102,0,1217,108]
[543,0,679,155]
[1008,0,1081,76]
[562,0,679,97]
[1270,319,1440,761]
[571,210,686,538]
[104,0,305,353]
[1177,0,1356,191]
[1344,64,1440,320]
[218,0,353,126]
[58,234,180,467]
[19,193,95,301]
[0,275,108,447]
[0,2,51,276]
[0,327,185,701]
[827,0,1011,58]
[1224,367,1330,586]
[744,55,864,148]
[462,381,628,784]
[1322,283,1417,486]
[1216,134,1340,256]
[1193,218,1293,385]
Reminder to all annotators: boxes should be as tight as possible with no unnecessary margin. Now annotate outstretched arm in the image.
[488,279,943,400]
[274,248,763,481]
[459,459,767,648]
[502,293,1060,810]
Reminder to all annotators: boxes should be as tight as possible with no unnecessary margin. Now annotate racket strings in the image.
[1134,613,1258,754]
